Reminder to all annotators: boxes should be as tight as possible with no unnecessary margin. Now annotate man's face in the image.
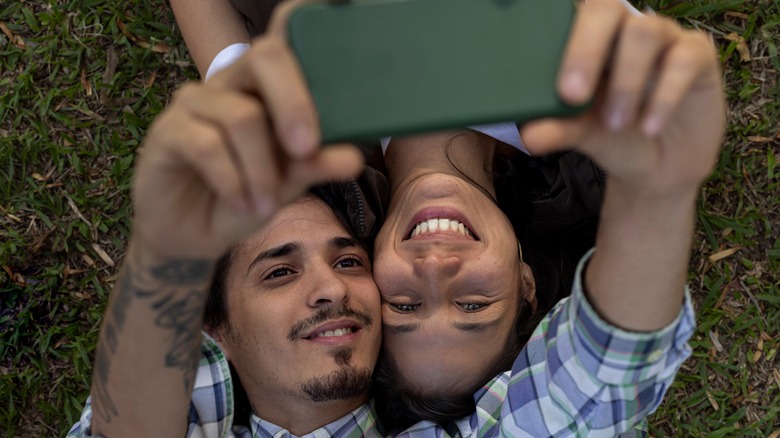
[213,197,381,409]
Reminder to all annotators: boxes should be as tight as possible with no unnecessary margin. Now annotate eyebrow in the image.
[245,236,360,276]
[385,322,422,334]
[385,317,502,334]
[451,318,502,332]
[246,242,300,275]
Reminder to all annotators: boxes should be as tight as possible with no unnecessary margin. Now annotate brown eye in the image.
[460,303,487,312]
[265,267,293,279]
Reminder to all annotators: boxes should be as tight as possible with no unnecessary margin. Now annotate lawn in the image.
[1,0,778,436]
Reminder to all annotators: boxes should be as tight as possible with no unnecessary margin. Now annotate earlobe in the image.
[204,324,231,360]
[519,262,538,313]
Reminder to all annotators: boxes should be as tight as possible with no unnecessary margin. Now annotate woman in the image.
[366,1,725,435]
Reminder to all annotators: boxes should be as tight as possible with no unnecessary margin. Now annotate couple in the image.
[68,0,725,436]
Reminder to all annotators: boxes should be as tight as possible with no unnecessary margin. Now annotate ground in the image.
[0,0,778,436]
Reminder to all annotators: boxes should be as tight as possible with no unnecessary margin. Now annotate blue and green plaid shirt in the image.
[68,250,695,437]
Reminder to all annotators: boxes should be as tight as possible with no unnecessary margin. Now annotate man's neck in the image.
[251,393,369,435]
[384,129,499,199]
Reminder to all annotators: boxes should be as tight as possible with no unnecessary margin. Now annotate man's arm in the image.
[85,3,363,435]
[90,244,213,437]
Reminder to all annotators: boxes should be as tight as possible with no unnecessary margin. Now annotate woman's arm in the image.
[521,0,725,331]
[170,0,250,79]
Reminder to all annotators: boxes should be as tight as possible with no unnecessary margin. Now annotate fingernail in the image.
[642,113,662,136]
[607,109,624,131]
[605,99,627,131]
[290,123,316,157]
[562,70,588,102]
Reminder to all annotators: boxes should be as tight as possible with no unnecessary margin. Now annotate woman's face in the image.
[374,169,536,394]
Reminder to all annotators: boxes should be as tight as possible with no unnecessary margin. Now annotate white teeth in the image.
[409,218,473,239]
[314,327,353,338]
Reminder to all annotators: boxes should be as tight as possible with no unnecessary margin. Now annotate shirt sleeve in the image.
[65,396,98,438]
[65,333,238,438]
[205,43,251,81]
[500,249,696,438]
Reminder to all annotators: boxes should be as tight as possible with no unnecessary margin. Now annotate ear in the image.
[519,261,538,313]
[204,324,232,361]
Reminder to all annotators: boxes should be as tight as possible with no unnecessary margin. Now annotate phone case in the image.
[287,0,584,143]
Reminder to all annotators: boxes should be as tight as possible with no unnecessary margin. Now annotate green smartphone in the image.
[287,0,584,144]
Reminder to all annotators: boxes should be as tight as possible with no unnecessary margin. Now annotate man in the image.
[66,2,391,435]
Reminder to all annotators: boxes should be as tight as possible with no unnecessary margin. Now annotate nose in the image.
[413,252,462,289]
[306,265,349,308]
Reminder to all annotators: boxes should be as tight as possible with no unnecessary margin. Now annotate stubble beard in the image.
[300,347,372,402]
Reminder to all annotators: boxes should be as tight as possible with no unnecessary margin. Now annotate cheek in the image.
[373,253,408,295]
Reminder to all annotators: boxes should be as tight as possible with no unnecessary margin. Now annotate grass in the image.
[0,0,778,436]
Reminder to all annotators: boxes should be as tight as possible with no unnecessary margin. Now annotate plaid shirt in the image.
[68,251,695,437]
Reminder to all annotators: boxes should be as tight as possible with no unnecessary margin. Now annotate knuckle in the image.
[189,130,223,158]
[252,37,285,64]
[172,82,201,104]
[625,16,665,41]
[227,100,267,133]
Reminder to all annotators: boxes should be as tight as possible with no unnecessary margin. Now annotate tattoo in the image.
[152,291,203,391]
[151,259,212,284]
[91,247,212,424]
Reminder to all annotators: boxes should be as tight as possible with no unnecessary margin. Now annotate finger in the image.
[209,36,319,160]
[602,16,679,131]
[265,0,319,38]
[520,114,592,155]
[149,109,250,213]
[641,31,716,136]
[559,0,628,104]
[278,144,364,203]
[177,86,283,215]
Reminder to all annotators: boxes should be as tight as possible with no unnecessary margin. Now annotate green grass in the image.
[1,0,778,436]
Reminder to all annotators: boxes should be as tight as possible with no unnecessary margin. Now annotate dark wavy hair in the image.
[373,148,602,432]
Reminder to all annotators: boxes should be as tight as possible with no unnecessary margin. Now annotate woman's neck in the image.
[383,130,499,198]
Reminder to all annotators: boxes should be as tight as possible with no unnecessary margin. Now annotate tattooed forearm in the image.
[153,291,204,391]
[91,246,213,424]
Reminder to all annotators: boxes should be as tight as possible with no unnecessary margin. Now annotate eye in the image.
[459,303,487,312]
[335,256,364,269]
[264,266,295,280]
[389,303,420,313]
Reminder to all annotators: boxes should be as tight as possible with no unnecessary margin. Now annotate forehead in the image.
[233,197,350,263]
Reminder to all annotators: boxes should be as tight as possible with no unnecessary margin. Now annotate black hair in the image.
[373,147,602,432]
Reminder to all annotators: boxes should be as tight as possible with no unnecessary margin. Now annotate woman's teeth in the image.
[409,218,473,238]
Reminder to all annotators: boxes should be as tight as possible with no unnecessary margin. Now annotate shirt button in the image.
[648,349,664,362]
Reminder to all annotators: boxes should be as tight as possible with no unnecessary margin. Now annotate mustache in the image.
[288,304,374,341]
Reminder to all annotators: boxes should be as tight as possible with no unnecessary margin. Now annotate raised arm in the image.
[84,6,363,436]
[522,0,725,331]
[170,0,250,78]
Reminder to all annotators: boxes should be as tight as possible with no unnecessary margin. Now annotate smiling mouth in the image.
[304,327,357,339]
[405,217,477,241]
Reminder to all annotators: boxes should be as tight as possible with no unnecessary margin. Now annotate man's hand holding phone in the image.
[132,1,363,262]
